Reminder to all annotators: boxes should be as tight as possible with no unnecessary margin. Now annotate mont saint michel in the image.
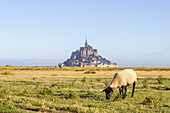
[61,40,118,67]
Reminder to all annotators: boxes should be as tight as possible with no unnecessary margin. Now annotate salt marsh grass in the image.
[0,67,169,112]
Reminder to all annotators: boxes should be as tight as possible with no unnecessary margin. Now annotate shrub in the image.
[113,93,122,101]
[1,89,8,94]
[90,78,93,82]
[72,80,81,85]
[142,96,161,107]
[0,101,15,112]
[0,93,5,98]
[92,85,96,89]
[153,99,160,108]
[32,77,38,80]
[165,86,170,90]
[35,83,40,89]
[51,74,58,76]
[50,83,58,87]
[96,78,102,82]
[17,89,28,96]
[68,91,79,99]
[1,71,13,75]
[75,69,84,71]
[142,96,154,105]
[82,77,87,82]
[84,71,96,74]
[142,79,148,88]
[87,91,96,96]
[157,75,164,84]
[38,87,53,95]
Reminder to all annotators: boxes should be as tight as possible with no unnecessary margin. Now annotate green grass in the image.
[0,69,169,112]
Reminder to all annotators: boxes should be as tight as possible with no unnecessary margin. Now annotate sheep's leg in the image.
[119,88,122,95]
[121,86,124,99]
[121,86,123,95]
[123,86,127,99]
[131,82,136,97]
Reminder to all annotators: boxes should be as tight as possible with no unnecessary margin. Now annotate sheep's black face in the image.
[103,87,113,100]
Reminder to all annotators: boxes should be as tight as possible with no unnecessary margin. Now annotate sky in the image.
[0,0,170,67]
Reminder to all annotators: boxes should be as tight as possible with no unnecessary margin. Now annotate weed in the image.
[153,99,160,108]
[164,85,170,90]
[157,75,164,84]
[38,87,53,95]
[82,77,87,82]
[142,96,154,105]
[1,71,13,75]
[151,86,163,90]
[0,93,5,98]
[84,71,96,74]
[87,91,96,96]
[90,78,93,82]
[113,93,122,101]
[92,85,96,89]
[164,86,170,90]
[142,79,148,88]
[32,77,38,80]
[1,89,8,94]
[0,101,14,112]
[72,80,81,85]
[35,83,40,89]
[50,83,58,87]
[17,89,28,96]
[96,78,102,82]
[0,68,170,113]
[51,74,58,76]
[75,69,84,71]
[68,91,79,99]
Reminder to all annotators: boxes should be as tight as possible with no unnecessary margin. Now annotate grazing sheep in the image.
[103,69,137,100]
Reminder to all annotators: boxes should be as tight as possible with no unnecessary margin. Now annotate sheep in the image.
[103,69,137,100]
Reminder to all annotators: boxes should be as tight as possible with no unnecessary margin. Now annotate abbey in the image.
[61,40,118,67]
[71,39,98,59]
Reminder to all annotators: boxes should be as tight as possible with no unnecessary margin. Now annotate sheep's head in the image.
[103,87,113,100]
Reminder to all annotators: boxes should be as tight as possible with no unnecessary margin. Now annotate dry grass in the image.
[0,67,170,113]
[1,70,170,79]
[1,66,170,71]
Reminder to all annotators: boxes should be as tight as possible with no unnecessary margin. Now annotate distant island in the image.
[60,39,118,67]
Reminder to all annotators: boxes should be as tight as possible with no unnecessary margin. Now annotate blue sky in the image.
[0,0,170,66]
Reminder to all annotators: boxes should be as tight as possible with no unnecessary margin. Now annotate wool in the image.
[109,69,137,88]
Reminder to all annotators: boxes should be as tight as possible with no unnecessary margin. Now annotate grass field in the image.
[0,67,170,113]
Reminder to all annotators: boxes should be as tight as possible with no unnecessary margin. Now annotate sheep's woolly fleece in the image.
[109,69,137,88]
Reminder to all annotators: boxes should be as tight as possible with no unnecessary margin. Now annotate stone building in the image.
[61,39,118,67]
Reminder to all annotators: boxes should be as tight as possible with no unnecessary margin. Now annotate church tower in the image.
[61,39,118,67]
[85,38,88,47]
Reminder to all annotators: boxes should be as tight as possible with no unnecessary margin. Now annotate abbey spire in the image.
[61,40,118,67]
[85,38,88,47]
